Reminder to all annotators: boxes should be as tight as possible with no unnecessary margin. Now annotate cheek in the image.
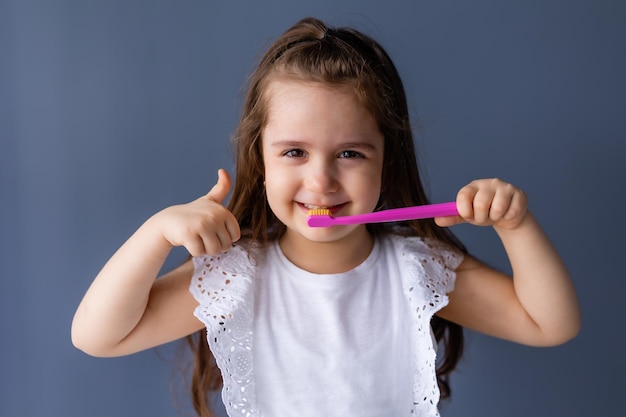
[264,165,293,207]
[366,179,382,206]
[360,165,383,207]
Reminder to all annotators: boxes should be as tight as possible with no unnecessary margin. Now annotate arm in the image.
[71,169,240,357]
[436,178,581,346]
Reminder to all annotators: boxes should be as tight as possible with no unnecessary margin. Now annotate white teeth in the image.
[304,204,328,209]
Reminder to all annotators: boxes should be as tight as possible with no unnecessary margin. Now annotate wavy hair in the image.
[186,17,466,416]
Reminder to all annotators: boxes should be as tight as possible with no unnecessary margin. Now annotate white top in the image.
[254,238,413,417]
[190,234,463,417]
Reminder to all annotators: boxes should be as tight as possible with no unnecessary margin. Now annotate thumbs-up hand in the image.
[155,169,241,256]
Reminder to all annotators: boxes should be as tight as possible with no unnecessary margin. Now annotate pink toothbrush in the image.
[307,202,458,227]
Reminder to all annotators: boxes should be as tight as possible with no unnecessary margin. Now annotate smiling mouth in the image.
[301,202,346,214]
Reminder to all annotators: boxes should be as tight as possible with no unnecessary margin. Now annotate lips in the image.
[301,202,346,215]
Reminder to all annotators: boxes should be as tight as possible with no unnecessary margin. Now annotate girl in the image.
[72,17,580,417]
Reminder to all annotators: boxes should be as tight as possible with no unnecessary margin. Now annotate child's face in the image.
[262,80,384,245]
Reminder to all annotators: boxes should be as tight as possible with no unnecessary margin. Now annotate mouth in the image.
[300,202,347,215]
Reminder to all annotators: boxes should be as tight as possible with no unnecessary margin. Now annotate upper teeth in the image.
[304,204,328,209]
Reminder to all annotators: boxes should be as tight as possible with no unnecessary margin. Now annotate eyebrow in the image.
[269,140,379,150]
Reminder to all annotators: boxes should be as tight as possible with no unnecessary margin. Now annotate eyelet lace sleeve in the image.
[394,236,464,417]
[190,245,260,417]
[189,237,463,417]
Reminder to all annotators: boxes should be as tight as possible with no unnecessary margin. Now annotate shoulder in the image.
[380,233,464,306]
[383,233,464,271]
[189,241,264,328]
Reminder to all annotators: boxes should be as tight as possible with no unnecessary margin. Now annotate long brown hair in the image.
[186,17,466,416]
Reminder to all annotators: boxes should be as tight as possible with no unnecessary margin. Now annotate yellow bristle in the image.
[307,208,331,216]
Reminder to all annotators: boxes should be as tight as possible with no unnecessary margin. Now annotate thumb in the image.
[205,169,232,204]
[434,215,465,228]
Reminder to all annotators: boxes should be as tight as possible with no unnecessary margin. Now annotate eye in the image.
[338,150,364,159]
[282,149,307,158]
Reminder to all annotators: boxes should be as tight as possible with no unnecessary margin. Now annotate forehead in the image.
[262,79,382,143]
[265,78,356,108]
[263,79,374,125]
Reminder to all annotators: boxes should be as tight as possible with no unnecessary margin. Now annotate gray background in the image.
[2,1,625,416]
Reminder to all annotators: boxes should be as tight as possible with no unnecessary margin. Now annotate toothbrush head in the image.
[306,208,334,227]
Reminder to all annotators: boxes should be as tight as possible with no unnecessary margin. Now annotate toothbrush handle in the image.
[334,202,458,225]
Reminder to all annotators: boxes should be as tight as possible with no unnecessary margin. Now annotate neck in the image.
[278,227,374,274]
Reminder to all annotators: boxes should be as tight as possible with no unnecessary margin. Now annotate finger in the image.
[472,186,496,224]
[184,236,208,257]
[488,182,521,222]
[201,235,226,254]
[456,183,479,221]
[503,188,527,221]
[434,215,465,228]
[204,225,236,254]
[206,169,232,204]
[225,217,241,242]
[489,188,513,222]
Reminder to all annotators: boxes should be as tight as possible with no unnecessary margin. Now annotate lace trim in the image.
[190,246,259,417]
[190,236,463,417]
[396,237,463,416]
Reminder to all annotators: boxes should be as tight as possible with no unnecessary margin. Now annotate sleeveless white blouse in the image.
[190,234,463,417]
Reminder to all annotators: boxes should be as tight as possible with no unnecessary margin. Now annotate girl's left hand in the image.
[435,178,528,230]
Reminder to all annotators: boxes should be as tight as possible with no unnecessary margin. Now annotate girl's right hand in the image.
[155,169,241,256]
[72,170,240,356]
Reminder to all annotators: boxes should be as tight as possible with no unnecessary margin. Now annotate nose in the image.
[303,158,339,194]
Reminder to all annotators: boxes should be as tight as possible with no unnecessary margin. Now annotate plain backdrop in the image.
[2,1,625,416]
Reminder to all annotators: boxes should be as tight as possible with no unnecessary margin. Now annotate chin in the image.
[297,223,364,244]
